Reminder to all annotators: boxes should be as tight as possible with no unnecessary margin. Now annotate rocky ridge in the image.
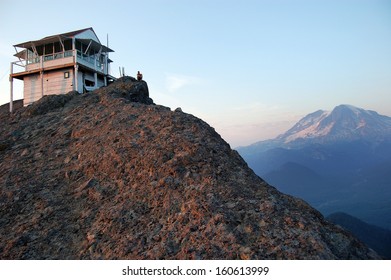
[0,77,378,259]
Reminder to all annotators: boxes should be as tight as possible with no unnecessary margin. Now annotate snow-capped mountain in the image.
[237,104,391,231]
[278,104,391,145]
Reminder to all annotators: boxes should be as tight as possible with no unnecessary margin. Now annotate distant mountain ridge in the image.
[241,105,391,153]
[327,212,391,259]
[279,104,391,144]
[237,105,391,230]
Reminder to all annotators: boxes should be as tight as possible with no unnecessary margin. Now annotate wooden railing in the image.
[15,50,107,74]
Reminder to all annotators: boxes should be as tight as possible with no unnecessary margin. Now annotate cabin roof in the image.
[14,27,113,52]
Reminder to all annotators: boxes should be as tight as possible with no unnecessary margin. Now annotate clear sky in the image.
[1,0,390,147]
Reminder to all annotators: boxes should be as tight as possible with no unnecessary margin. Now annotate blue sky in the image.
[1,0,390,147]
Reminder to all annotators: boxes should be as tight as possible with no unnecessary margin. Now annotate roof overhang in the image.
[14,35,70,49]
[14,37,114,53]
[12,27,113,51]
[14,49,27,59]
[77,38,114,52]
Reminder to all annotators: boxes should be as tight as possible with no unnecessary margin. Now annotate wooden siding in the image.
[42,56,74,70]
[44,70,74,96]
[23,74,41,105]
[77,71,84,92]
[26,56,74,72]
[23,70,74,106]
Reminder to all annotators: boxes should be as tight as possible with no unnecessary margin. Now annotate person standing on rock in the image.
[137,71,143,81]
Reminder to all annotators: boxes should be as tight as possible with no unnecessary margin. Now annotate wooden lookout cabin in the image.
[9,27,114,111]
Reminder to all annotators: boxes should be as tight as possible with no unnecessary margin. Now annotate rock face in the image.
[0,78,378,259]
[102,76,153,105]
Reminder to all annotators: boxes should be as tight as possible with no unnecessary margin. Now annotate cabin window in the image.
[54,42,62,53]
[44,43,54,55]
[85,79,95,87]
[64,72,70,79]
[36,45,44,56]
[27,49,40,64]
[64,39,72,51]
[76,41,82,52]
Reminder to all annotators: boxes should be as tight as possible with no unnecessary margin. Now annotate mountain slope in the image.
[327,212,391,259]
[0,79,377,259]
[263,162,333,204]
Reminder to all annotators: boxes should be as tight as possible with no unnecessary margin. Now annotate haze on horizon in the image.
[1,0,390,147]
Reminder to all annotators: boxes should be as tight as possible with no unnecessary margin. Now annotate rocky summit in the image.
[0,77,378,259]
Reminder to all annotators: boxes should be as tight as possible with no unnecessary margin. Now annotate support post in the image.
[9,62,13,113]
[73,40,77,92]
[94,72,97,89]
[74,64,79,92]
[40,55,44,97]
[40,71,44,97]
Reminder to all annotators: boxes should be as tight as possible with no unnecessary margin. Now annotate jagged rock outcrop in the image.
[102,76,153,105]
[0,78,379,259]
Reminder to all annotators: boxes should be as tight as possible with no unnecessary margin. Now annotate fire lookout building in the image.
[10,27,114,110]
